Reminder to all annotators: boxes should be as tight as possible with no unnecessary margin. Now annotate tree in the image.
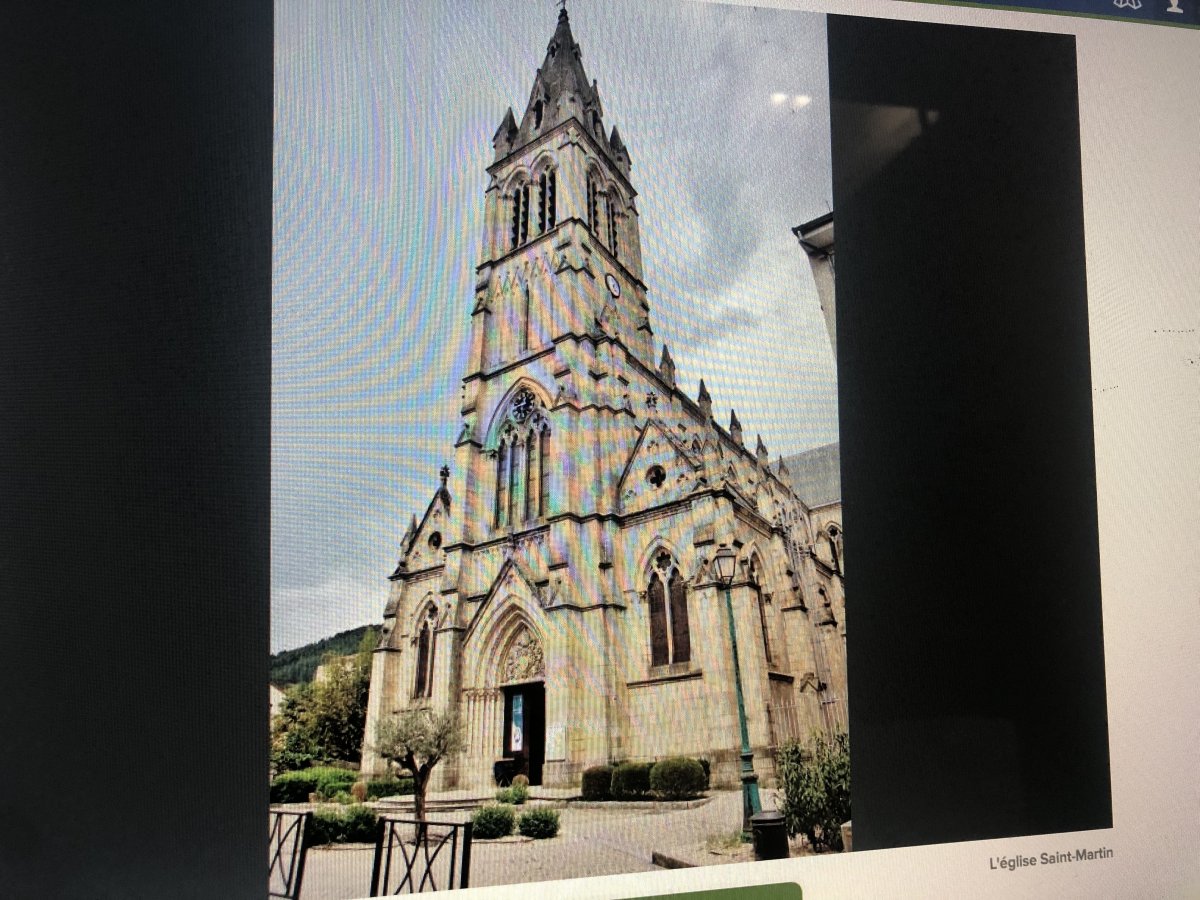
[372,708,465,825]
[270,628,377,772]
[775,731,851,852]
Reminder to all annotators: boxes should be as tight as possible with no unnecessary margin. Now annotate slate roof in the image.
[780,441,841,508]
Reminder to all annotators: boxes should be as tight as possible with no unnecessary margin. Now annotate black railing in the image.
[268,810,312,900]
[370,817,473,895]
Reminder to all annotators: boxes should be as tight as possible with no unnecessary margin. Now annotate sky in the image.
[273,0,835,653]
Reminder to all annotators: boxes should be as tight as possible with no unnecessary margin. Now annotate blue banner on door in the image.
[903,0,1197,27]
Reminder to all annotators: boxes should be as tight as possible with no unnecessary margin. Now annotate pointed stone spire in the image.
[778,454,790,478]
[401,514,418,552]
[515,5,603,146]
[697,379,712,420]
[492,107,517,159]
[755,434,769,466]
[659,344,675,388]
[729,409,743,447]
[609,124,630,175]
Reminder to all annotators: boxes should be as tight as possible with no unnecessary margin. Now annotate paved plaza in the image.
[297,790,784,899]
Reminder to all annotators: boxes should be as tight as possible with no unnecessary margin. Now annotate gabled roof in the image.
[780,441,841,507]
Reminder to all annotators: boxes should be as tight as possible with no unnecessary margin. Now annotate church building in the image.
[362,7,846,792]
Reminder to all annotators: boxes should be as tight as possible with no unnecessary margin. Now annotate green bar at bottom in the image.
[622,884,801,900]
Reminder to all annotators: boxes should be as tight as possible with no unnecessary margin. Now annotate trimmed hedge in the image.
[610,761,654,799]
[517,808,560,839]
[581,765,614,801]
[495,783,528,805]
[308,805,378,845]
[471,804,516,839]
[365,776,414,800]
[270,767,359,804]
[697,758,711,790]
[649,757,706,800]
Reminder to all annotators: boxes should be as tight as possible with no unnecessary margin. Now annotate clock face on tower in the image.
[605,273,621,298]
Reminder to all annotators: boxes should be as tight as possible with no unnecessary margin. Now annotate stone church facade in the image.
[362,8,846,792]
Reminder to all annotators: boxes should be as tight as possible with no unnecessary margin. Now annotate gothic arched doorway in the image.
[495,624,546,785]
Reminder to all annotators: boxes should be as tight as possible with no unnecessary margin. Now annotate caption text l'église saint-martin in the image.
[990,847,1114,871]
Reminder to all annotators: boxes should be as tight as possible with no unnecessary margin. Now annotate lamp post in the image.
[713,544,762,838]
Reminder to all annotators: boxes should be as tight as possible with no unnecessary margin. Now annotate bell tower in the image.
[465,6,652,385]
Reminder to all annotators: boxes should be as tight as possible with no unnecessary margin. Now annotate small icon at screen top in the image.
[1165,0,1183,12]
[1113,0,1143,8]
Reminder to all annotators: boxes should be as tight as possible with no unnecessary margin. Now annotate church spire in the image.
[697,379,712,420]
[659,344,676,388]
[729,409,743,447]
[511,4,612,155]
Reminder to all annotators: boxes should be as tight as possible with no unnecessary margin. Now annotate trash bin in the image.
[750,810,789,860]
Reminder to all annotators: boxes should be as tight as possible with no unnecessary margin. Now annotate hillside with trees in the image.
[270,624,379,685]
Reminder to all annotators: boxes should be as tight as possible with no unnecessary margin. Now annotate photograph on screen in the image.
[270,0,1117,892]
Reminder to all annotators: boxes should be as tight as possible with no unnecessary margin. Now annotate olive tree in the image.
[372,709,465,824]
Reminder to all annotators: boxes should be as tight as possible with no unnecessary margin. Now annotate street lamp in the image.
[712,544,762,838]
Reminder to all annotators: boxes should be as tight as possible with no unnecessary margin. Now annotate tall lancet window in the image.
[537,169,556,233]
[494,442,508,528]
[510,182,530,249]
[750,557,773,664]
[523,432,535,522]
[521,284,531,352]
[413,609,436,699]
[587,175,600,235]
[668,570,691,663]
[538,427,549,517]
[647,552,691,667]
[507,434,521,525]
[606,195,620,261]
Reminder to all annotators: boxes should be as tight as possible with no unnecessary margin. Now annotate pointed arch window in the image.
[750,557,773,664]
[606,194,620,261]
[510,181,530,249]
[413,610,436,699]
[538,427,550,517]
[523,432,535,522]
[587,175,600,236]
[494,396,552,530]
[507,434,520,525]
[647,554,691,667]
[495,442,508,528]
[537,169,556,234]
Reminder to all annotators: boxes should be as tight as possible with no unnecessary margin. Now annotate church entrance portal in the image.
[501,682,545,786]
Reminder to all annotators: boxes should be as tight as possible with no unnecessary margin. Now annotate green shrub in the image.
[471,804,516,839]
[331,790,353,805]
[776,732,851,852]
[697,758,711,789]
[270,766,361,804]
[512,774,529,789]
[650,757,707,800]
[314,768,359,798]
[581,765,613,801]
[495,783,529,805]
[610,761,653,799]
[350,781,367,803]
[517,808,560,839]
[365,776,413,800]
[308,804,379,845]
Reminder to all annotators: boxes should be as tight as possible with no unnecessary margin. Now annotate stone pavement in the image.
[297,790,775,899]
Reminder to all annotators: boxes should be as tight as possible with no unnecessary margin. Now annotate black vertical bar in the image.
[369,817,385,896]
[460,821,473,889]
[828,16,1111,850]
[291,812,311,900]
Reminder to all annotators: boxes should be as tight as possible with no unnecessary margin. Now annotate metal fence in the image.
[370,817,473,895]
[268,810,311,900]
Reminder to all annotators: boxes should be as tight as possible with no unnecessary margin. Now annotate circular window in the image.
[428,532,442,550]
[646,465,666,488]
